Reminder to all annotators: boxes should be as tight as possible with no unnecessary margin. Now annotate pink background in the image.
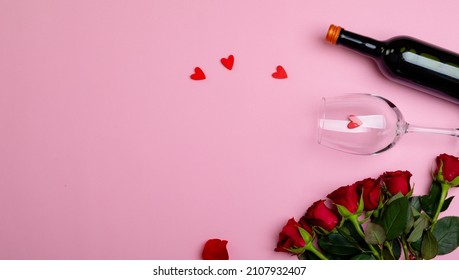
[1,0,458,260]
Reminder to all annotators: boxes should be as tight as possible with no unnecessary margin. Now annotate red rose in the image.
[202,239,229,260]
[355,178,382,211]
[275,218,312,254]
[301,200,340,232]
[380,170,412,196]
[327,184,360,214]
[434,154,459,187]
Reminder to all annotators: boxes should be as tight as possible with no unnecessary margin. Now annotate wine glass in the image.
[318,93,458,155]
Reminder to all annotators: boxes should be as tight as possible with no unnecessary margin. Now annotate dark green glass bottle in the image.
[326,24,459,105]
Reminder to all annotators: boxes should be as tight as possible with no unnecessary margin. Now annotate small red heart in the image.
[347,115,362,129]
[272,65,288,79]
[190,67,206,80]
[221,55,234,70]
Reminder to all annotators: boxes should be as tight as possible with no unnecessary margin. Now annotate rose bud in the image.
[380,170,412,196]
[202,239,229,260]
[355,178,382,211]
[434,153,459,187]
[327,184,360,214]
[301,200,340,232]
[275,218,313,254]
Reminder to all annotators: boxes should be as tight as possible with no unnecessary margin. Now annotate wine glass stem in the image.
[406,123,459,137]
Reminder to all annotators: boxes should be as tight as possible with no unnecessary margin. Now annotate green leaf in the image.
[318,233,361,256]
[409,238,421,259]
[432,216,459,255]
[382,239,401,260]
[298,227,313,243]
[386,192,404,204]
[379,196,410,240]
[441,196,454,212]
[382,247,394,260]
[391,239,401,260]
[336,204,353,218]
[421,230,438,260]
[407,214,430,243]
[404,207,415,234]
[298,250,320,260]
[450,176,459,187]
[410,196,422,213]
[287,247,306,254]
[351,254,375,260]
[410,238,421,257]
[410,205,421,218]
[420,182,441,218]
[338,220,366,246]
[364,223,386,245]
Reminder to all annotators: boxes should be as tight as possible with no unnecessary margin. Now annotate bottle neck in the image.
[336,29,386,58]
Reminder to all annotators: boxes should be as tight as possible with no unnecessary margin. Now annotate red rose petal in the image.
[202,239,229,260]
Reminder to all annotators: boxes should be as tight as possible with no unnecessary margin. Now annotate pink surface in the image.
[0,0,458,260]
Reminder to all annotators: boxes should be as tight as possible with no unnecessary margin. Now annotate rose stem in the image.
[349,215,381,259]
[305,243,328,260]
[430,183,450,231]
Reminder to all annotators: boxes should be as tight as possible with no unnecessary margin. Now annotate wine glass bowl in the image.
[318,94,458,155]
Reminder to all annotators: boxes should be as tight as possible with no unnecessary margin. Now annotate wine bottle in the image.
[325,24,459,105]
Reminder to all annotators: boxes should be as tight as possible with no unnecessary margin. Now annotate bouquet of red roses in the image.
[275,153,459,260]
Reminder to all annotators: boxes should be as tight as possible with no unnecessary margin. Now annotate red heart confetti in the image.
[347,114,362,129]
[221,55,234,70]
[272,65,288,79]
[190,67,206,80]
